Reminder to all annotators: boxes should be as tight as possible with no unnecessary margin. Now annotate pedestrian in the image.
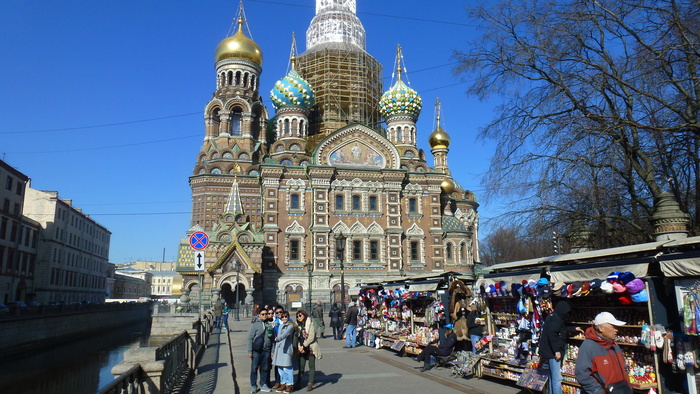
[272,311,294,393]
[272,306,285,388]
[222,302,231,331]
[538,301,583,394]
[328,303,342,340]
[343,301,359,349]
[575,312,632,394]
[415,325,457,372]
[295,309,322,392]
[312,300,325,338]
[248,307,274,393]
[214,300,223,329]
[465,302,483,354]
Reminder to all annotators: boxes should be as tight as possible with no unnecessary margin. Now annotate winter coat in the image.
[298,317,323,360]
[213,302,223,317]
[247,317,274,353]
[345,305,359,325]
[575,326,630,394]
[466,310,483,337]
[539,301,577,361]
[272,321,294,367]
[329,307,342,328]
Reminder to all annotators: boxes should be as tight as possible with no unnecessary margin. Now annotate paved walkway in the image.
[187,318,527,394]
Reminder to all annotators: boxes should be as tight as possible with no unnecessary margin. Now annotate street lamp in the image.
[234,259,241,321]
[335,232,347,311]
[306,261,314,313]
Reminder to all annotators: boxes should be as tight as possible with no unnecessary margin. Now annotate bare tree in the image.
[455,0,700,247]
[480,225,553,266]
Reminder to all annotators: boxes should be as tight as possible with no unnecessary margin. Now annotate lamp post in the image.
[234,259,241,321]
[335,232,347,311]
[306,261,314,313]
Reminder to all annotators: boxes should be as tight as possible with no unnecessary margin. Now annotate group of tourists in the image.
[213,300,231,330]
[245,303,329,393]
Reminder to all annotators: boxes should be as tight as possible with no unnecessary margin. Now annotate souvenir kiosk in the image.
[357,272,470,357]
[477,242,676,393]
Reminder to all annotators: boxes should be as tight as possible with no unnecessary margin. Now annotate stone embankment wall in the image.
[0,303,151,358]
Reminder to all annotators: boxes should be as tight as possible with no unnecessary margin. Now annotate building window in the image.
[370,241,379,261]
[408,198,417,213]
[352,195,361,210]
[460,245,466,261]
[290,240,300,261]
[353,240,362,260]
[335,195,344,210]
[446,244,453,259]
[231,110,242,135]
[369,196,377,211]
[290,194,300,210]
[410,241,419,261]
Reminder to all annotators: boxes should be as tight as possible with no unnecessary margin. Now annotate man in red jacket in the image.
[575,312,632,394]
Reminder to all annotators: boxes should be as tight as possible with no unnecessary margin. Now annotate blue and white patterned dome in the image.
[379,79,422,118]
[270,69,315,110]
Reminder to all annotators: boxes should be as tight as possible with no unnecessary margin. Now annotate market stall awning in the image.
[478,269,543,287]
[549,257,652,283]
[408,280,441,292]
[347,287,362,296]
[659,255,700,277]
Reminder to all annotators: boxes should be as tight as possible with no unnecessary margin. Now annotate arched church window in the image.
[243,73,249,88]
[231,109,242,135]
[446,243,453,259]
[235,71,241,86]
[284,119,290,135]
[396,127,402,142]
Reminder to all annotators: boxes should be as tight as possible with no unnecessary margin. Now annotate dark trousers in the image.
[332,326,342,339]
[296,352,316,388]
[250,349,271,389]
[416,345,448,367]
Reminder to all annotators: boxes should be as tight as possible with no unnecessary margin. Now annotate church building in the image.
[176,0,479,308]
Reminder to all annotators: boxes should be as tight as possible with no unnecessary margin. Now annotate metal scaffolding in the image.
[297,44,383,135]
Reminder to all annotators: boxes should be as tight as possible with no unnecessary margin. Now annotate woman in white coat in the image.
[272,311,295,393]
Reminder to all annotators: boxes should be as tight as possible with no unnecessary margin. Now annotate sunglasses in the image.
[276,311,282,314]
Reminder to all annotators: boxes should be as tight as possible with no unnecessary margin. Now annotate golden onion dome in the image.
[441,178,456,194]
[429,125,451,149]
[214,18,263,66]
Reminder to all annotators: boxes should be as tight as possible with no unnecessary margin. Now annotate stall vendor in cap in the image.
[575,312,631,394]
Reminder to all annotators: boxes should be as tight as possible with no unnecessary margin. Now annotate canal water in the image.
[0,321,151,394]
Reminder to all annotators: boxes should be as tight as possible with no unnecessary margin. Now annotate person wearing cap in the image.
[538,301,583,394]
[343,301,359,349]
[575,312,632,393]
[415,325,457,372]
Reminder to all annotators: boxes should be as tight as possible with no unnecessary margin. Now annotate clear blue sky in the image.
[0,0,501,264]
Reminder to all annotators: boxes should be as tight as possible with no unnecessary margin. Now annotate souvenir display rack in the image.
[479,274,660,393]
[357,286,446,356]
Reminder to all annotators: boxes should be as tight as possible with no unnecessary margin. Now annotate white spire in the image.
[306,0,366,51]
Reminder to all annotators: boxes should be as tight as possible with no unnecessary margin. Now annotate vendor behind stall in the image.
[415,324,458,372]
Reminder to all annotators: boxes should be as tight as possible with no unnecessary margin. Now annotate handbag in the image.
[252,332,264,352]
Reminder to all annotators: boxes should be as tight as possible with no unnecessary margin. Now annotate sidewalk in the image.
[187,318,526,394]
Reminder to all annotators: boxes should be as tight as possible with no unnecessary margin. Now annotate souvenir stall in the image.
[479,258,662,393]
[659,247,700,394]
[355,275,464,356]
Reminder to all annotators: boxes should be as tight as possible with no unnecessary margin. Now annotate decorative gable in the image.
[313,124,401,169]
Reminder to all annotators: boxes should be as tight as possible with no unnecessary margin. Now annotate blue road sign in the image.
[189,231,209,250]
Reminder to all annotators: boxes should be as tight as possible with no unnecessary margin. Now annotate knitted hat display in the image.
[600,281,614,294]
[612,283,627,293]
[607,271,621,282]
[580,281,591,296]
[618,272,636,284]
[551,283,566,296]
[618,292,633,305]
[589,279,603,293]
[626,278,645,294]
[631,289,649,303]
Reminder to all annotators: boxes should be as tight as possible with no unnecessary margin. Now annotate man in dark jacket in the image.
[343,301,359,348]
[538,301,582,394]
[247,308,274,392]
[416,325,457,371]
[575,312,631,394]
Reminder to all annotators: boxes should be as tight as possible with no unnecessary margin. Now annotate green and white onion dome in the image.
[270,70,315,110]
[379,79,422,118]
